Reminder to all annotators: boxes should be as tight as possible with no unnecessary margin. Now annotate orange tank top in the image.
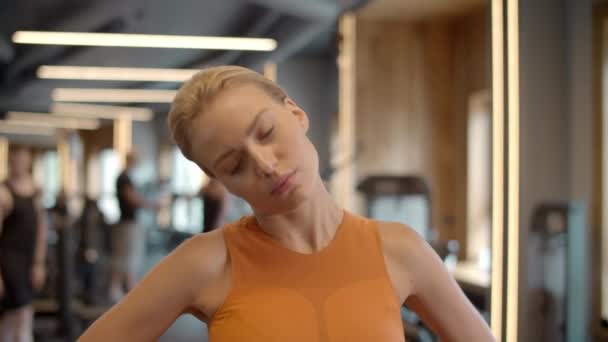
[208,211,406,342]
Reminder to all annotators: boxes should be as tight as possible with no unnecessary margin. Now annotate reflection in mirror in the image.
[516,0,595,340]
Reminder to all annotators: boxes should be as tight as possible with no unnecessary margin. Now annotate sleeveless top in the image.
[0,182,38,255]
[208,211,406,342]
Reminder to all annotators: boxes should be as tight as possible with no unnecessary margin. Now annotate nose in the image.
[248,144,277,177]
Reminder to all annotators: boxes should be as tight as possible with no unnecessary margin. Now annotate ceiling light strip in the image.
[53,88,177,103]
[51,103,154,121]
[38,65,200,82]
[13,31,277,51]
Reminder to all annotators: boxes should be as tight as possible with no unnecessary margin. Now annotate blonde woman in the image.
[80,66,494,341]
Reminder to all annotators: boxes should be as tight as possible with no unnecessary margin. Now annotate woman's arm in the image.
[79,233,226,341]
[379,222,495,342]
[33,193,48,264]
[31,193,49,291]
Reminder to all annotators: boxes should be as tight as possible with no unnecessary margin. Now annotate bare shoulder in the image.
[376,220,429,264]
[376,221,494,341]
[170,225,234,320]
[170,227,229,282]
[375,221,440,301]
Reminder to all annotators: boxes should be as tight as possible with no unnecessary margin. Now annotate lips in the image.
[271,170,296,195]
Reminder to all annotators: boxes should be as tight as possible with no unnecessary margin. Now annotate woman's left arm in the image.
[379,222,495,342]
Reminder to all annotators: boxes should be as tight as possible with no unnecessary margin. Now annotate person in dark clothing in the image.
[49,190,77,340]
[200,179,229,233]
[76,198,103,305]
[109,150,158,302]
[0,146,48,342]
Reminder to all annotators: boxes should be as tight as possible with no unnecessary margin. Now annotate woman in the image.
[0,146,48,342]
[79,66,494,341]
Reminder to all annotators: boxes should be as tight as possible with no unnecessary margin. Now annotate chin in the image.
[253,188,310,216]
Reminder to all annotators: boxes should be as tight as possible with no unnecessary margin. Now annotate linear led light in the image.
[13,31,277,51]
[0,123,56,136]
[38,65,201,82]
[53,88,177,103]
[506,0,521,341]
[490,0,505,339]
[6,112,100,130]
[51,103,154,121]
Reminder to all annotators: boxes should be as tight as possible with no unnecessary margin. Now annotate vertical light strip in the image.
[337,13,357,212]
[57,132,71,194]
[264,62,278,82]
[113,117,132,167]
[490,0,505,339]
[506,0,521,341]
[0,138,8,181]
[602,19,608,322]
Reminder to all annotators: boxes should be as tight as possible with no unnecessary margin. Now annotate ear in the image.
[284,97,309,133]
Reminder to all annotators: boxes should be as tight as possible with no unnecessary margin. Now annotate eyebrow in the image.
[212,108,269,170]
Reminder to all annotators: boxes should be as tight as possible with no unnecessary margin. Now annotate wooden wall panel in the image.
[355,20,433,180]
[354,9,489,258]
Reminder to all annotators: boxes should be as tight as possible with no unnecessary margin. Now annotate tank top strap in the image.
[335,212,392,275]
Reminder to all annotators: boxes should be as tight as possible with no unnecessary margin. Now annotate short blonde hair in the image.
[168,65,287,161]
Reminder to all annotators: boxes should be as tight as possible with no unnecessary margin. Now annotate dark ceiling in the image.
[0,0,367,114]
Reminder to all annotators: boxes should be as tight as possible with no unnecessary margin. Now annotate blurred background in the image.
[0,0,603,341]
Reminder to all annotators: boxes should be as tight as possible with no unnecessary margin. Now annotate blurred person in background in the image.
[199,178,229,233]
[0,146,48,342]
[76,197,104,305]
[80,66,493,341]
[49,189,77,339]
[109,150,159,303]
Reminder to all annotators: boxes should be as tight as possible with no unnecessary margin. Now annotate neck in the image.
[254,176,344,254]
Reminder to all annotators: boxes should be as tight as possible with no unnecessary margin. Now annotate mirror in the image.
[513,0,597,341]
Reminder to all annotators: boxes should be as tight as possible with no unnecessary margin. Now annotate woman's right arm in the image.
[79,234,223,341]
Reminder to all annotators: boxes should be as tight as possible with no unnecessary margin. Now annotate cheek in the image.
[224,177,263,201]
[277,126,310,160]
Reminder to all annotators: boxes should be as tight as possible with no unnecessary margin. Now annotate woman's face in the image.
[189,84,320,216]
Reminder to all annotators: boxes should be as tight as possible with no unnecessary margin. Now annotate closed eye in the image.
[230,158,243,175]
[261,126,274,140]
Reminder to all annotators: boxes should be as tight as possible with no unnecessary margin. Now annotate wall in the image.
[517,0,595,340]
[354,9,489,257]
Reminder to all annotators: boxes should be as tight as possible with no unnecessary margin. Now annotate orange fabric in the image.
[209,211,406,342]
